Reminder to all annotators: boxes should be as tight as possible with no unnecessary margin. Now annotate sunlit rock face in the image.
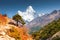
[0,14,33,40]
[0,14,15,40]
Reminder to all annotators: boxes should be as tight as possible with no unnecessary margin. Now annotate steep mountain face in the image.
[26,10,60,30]
[0,14,33,40]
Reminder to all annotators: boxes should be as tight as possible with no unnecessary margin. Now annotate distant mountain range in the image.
[26,10,60,32]
[32,16,60,40]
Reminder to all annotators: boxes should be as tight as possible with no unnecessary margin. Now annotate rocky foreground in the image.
[0,14,33,40]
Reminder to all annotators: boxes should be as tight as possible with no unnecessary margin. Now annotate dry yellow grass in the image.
[0,14,33,40]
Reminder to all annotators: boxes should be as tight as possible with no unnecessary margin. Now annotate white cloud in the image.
[18,6,35,22]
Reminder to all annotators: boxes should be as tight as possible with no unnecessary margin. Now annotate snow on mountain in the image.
[26,10,60,32]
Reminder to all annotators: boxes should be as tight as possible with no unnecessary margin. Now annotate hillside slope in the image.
[0,14,33,40]
[32,18,60,40]
[50,31,60,40]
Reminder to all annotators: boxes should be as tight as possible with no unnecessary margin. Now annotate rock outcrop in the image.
[0,14,33,40]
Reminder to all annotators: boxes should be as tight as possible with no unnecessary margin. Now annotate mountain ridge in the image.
[32,17,60,40]
[26,10,60,32]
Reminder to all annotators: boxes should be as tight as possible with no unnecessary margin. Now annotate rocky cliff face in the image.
[0,14,33,40]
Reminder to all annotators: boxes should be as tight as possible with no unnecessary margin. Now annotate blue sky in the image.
[0,0,60,22]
